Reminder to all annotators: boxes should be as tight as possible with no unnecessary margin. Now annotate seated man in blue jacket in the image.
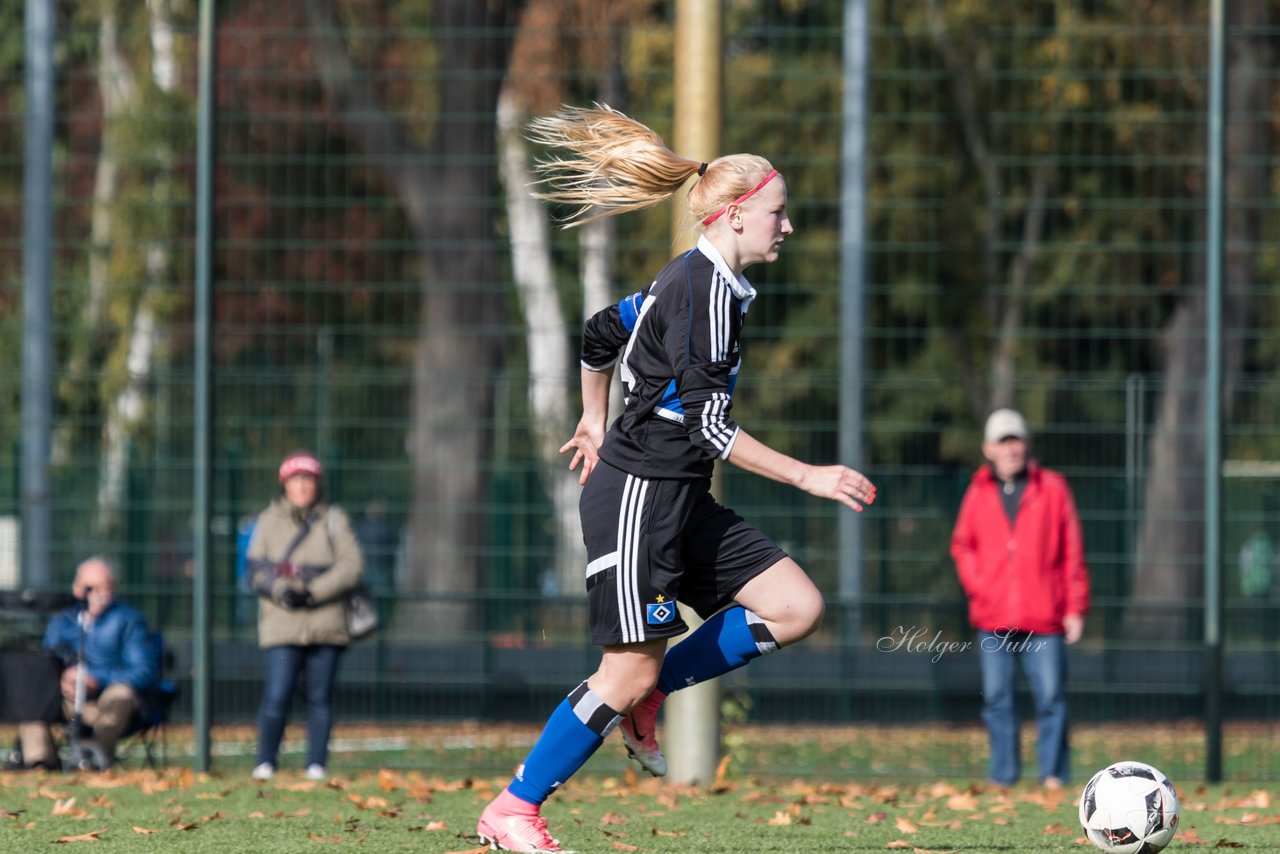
[16,557,158,770]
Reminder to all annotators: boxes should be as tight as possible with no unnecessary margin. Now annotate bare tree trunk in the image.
[306,0,521,635]
[58,4,135,466]
[926,2,1060,417]
[926,0,999,417]
[97,300,156,533]
[1128,11,1269,637]
[146,0,178,92]
[581,29,626,423]
[989,162,1053,409]
[95,0,180,537]
[1129,300,1206,638]
[495,88,582,597]
[580,217,623,424]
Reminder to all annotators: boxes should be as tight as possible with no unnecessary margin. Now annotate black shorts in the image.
[579,459,788,646]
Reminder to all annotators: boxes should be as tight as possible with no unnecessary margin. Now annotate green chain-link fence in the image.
[1,0,1278,779]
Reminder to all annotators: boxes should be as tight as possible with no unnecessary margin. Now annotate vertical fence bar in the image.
[1203,0,1226,784]
[21,0,54,591]
[839,0,870,650]
[193,0,218,772]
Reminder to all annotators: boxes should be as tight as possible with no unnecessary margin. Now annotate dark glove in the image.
[272,579,313,609]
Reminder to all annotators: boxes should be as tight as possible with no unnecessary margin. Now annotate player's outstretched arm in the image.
[726,428,876,512]
[559,365,613,485]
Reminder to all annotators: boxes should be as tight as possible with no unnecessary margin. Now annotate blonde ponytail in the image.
[527,104,776,230]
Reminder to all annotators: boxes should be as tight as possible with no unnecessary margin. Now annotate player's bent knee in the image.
[795,595,825,641]
[590,653,662,712]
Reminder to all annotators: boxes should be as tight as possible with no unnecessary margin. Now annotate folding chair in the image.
[115,630,180,768]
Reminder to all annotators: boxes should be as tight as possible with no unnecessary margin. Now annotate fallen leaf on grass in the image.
[1235,790,1271,809]
[1178,826,1207,844]
[50,798,79,816]
[651,828,685,837]
[610,842,641,852]
[711,754,733,792]
[886,842,912,849]
[131,827,161,834]
[866,811,888,824]
[946,792,977,811]
[1043,822,1072,835]
[408,781,434,800]
[138,777,172,796]
[600,812,628,826]
[377,769,401,792]
[1215,814,1252,825]
[86,796,112,808]
[766,810,791,826]
[1212,841,1244,849]
[895,817,918,834]
[441,848,487,854]
[54,829,107,843]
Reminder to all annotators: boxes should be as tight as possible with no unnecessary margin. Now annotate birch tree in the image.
[498,0,638,598]
[91,0,186,538]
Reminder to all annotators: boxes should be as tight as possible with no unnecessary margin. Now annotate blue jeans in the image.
[256,644,343,768]
[978,631,1068,785]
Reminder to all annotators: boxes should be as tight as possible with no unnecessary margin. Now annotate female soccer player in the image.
[477,105,876,852]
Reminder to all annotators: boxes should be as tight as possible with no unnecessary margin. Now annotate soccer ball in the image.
[1078,761,1180,854]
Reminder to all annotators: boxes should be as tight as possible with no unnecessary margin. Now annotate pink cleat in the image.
[619,689,667,777]
[477,788,568,853]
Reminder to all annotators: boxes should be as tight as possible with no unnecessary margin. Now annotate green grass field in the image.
[0,723,1276,852]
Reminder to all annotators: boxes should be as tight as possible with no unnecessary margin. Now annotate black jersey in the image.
[580,236,757,480]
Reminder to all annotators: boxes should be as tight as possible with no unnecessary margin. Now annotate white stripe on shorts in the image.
[585,551,618,581]
[616,474,649,644]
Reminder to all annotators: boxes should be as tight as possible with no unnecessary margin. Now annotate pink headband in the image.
[279,453,323,482]
[701,169,779,226]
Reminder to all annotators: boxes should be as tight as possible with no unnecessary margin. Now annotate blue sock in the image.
[507,681,621,806]
[656,606,779,695]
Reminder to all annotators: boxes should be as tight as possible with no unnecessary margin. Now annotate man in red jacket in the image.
[950,408,1090,790]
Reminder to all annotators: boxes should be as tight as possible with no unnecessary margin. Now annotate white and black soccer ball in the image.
[1078,761,1180,854]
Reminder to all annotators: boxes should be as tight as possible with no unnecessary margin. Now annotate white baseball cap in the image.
[984,408,1029,444]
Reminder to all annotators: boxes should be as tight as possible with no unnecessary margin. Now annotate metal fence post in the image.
[1202,0,1226,784]
[193,0,218,773]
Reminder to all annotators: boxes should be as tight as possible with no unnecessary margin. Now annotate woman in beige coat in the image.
[247,451,363,782]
